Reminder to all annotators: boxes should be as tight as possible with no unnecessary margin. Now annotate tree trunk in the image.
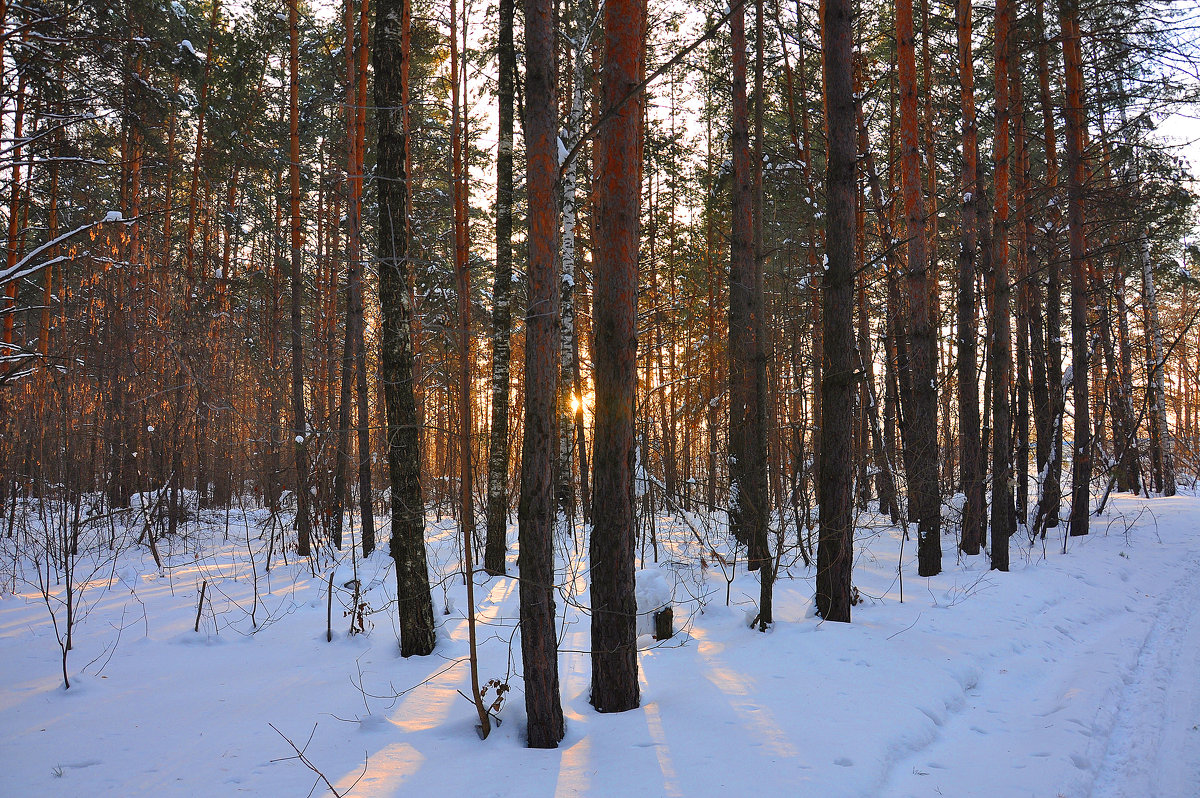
[1033,0,1064,535]
[1059,0,1091,535]
[287,0,313,557]
[375,0,436,656]
[728,0,767,579]
[989,0,1014,570]
[353,0,376,555]
[955,0,985,554]
[897,0,941,577]
[484,0,517,575]
[816,0,855,622]
[558,0,590,517]
[590,0,643,712]
[519,0,566,747]
[752,0,772,624]
[1141,234,1176,495]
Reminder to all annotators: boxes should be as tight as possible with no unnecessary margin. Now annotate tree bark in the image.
[816,0,855,622]
[1033,0,1064,536]
[287,0,314,557]
[955,0,985,554]
[897,0,941,576]
[557,0,590,518]
[1059,0,1091,535]
[519,0,566,747]
[484,0,517,575]
[1141,234,1176,495]
[590,0,643,712]
[375,0,436,656]
[728,0,768,580]
[989,0,1014,570]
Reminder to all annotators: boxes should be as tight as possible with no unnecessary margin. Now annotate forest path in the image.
[879,497,1200,798]
[1087,535,1200,798]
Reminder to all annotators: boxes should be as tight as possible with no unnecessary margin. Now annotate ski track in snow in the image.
[1088,543,1200,798]
[2,493,1199,797]
[880,500,1200,798]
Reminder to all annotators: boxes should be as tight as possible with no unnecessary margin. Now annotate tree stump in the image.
[653,606,673,641]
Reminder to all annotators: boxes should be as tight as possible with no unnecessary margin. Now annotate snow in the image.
[634,567,673,636]
[103,210,123,223]
[3,491,1200,796]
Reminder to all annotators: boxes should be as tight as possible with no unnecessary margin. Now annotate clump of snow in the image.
[634,567,672,636]
[130,487,199,515]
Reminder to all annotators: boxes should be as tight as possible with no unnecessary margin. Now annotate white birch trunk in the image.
[556,6,591,514]
[1141,233,1176,495]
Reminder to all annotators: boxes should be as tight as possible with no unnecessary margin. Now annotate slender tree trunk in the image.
[1059,0,1091,535]
[816,0,855,622]
[184,0,220,281]
[1011,31,1032,524]
[519,0,566,747]
[590,0,643,712]
[484,0,517,575]
[955,0,985,554]
[353,0,376,555]
[558,0,590,517]
[897,0,941,576]
[375,0,436,656]
[287,0,314,556]
[333,0,360,551]
[449,0,488,737]
[1142,234,1176,495]
[752,0,772,624]
[2,60,26,349]
[728,0,767,579]
[989,0,1014,570]
[1033,0,1064,535]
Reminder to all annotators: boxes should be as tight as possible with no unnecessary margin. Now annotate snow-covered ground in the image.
[2,489,1198,797]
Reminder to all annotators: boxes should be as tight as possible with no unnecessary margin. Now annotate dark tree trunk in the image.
[816,0,855,623]
[1034,0,1064,535]
[484,0,516,575]
[752,0,772,625]
[897,0,941,577]
[1114,262,1140,493]
[1059,0,1091,536]
[590,0,643,712]
[375,0,436,657]
[955,0,985,555]
[1010,30,1031,524]
[990,0,1014,571]
[519,0,566,748]
[728,0,768,583]
[1141,234,1177,496]
[287,0,313,557]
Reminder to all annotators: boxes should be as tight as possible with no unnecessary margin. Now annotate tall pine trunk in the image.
[1059,0,1091,535]
[897,0,941,576]
[519,0,566,747]
[1033,0,1064,535]
[816,0,855,622]
[1142,234,1176,495]
[375,0,436,656]
[484,0,517,574]
[728,0,768,580]
[955,0,985,554]
[287,0,313,556]
[989,0,1014,570]
[590,0,644,712]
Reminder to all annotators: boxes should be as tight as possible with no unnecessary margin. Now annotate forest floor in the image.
[1,487,1199,797]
